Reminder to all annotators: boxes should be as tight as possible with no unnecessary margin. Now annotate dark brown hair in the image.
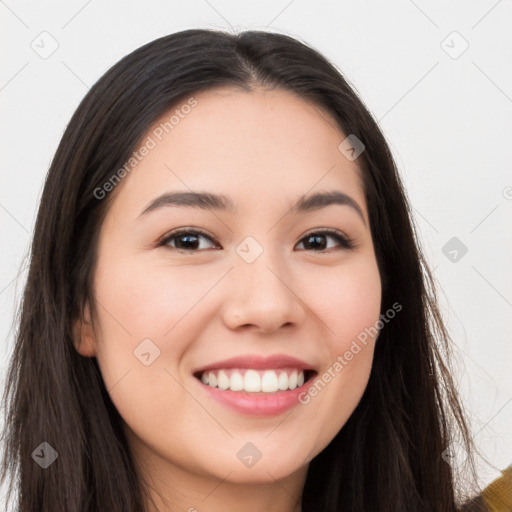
[1,28,485,511]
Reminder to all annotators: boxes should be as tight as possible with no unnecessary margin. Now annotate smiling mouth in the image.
[193,368,317,394]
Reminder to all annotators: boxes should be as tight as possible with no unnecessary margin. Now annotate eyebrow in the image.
[138,190,366,225]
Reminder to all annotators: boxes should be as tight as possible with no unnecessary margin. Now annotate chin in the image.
[203,449,310,485]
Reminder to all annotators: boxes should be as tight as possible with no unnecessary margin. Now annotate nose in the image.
[221,252,306,334]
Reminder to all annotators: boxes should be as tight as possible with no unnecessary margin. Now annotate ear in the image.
[73,301,97,358]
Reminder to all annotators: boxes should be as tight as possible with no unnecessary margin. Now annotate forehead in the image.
[107,86,366,219]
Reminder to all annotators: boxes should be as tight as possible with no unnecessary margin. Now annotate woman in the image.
[0,28,487,511]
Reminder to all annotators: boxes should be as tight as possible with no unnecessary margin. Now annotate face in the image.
[75,86,381,501]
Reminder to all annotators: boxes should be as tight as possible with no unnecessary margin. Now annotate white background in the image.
[1,0,511,506]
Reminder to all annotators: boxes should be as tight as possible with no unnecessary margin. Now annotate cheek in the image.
[90,256,215,439]
[329,260,381,392]
[90,252,220,404]
[294,255,381,427]
[300,255,382,349]
[94,253,217,343]
[294,260,381,460]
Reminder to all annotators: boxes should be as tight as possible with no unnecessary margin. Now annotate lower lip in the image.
[197,375,316,416]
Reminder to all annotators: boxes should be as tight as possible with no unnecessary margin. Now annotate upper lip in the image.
[193,354,316,375]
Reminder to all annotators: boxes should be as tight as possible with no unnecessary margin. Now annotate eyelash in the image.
[157,227,356,253]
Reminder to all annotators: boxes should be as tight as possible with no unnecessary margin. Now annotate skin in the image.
[74,86,382,512]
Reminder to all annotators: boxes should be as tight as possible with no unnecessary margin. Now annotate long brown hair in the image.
[1,28,485,511]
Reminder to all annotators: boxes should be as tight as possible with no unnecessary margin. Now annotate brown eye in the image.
[160,229,219,252]
[295,229,355,251]
[158,228,355,254]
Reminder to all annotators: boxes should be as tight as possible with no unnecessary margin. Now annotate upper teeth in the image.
[200,368,306,393]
